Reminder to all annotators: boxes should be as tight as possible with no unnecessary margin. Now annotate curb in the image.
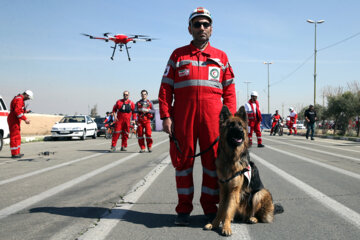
[3,135,49,146]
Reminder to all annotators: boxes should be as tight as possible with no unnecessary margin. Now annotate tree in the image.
[90,104,98,118]
[325,91,357,135]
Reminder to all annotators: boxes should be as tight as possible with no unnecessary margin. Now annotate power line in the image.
[318,31,360,52]
[270,54,313,87]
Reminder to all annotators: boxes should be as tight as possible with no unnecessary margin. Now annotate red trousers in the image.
[170,100,221,215]
[137,121,152,150]
[288,122,297,134]
[248,121,262,144]
[111,118,130,148]
[8,120,21,155]
[270,121,277,134]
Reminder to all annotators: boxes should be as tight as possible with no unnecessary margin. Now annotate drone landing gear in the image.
[110,43,117,60]
[125,44,131,61]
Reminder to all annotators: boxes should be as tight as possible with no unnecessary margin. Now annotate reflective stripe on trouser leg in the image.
[137,123,145,149]
[111,122,122,147]
[199,137,219,214]
[248,125,253,144]
[254,121,262,144]
[175,167,194,214]
[144,121,153,148]
[121,120,130,147]
[9,124,21,155]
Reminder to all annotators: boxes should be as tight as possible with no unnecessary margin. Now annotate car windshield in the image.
[60,116,86,123]
[94,118,105,124]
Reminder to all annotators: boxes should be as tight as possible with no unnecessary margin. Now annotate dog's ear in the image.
[234,106,248,123]
[220,105,232,125]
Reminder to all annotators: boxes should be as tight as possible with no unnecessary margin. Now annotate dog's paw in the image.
[204,223,213,230]
[221,226,232,236]
[248,217,258,224]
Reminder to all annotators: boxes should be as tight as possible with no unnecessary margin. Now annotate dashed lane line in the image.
[263,137,360,162]
[250,152,360,229]
[0,139,169,220]
[264,144,360,180]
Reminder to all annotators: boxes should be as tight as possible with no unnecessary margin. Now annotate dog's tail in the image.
[274,203,284,214]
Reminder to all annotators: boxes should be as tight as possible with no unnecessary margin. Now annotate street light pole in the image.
[307,19,324,106]
[244,81,252,100]
[263,62,273,114]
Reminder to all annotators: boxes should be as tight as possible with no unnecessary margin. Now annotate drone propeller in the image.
[103,32,112,37]
[81,33,94,39]
[128,34,150,38]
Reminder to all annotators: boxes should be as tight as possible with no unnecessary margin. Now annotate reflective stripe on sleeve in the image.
[17,114,24,118]
[161,77,174,87]
[222,78,234,87]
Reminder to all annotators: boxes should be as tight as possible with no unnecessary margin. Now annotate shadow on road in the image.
[29,207,207,228]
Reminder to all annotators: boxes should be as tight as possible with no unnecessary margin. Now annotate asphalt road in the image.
[0,132,359,240]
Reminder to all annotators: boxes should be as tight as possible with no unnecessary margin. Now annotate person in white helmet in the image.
[288,107,298,135]
[245,91,265,147]
[158,7,236,225]
[7,90,33,158]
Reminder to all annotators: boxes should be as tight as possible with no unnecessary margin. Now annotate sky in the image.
[1,0,359,117]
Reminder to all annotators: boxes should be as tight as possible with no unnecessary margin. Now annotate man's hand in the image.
[25,119,30,124]
[162,118,173,137]
[131,120,135,124]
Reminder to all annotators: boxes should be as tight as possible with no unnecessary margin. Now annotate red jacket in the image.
[112,99,136,120]
[289,111,298,124]
[135,99,154,123]
[158,42,236,119]
[245,100,262,123]
[8,94,27,124]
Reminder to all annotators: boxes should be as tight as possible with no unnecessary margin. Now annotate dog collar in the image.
[219,165,252,184]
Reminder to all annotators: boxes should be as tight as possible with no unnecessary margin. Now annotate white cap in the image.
[250,91,258,97]
[25,90,34,100]
[289,107,294,111]
[189,7,212,24]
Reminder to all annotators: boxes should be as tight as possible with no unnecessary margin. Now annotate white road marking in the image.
[0,139,169,220]
[250,152,360,229]
[264,137,360,162]
[77,154,171,240]
[264,144,360,180]
[271,136,360,154]
[0,141,141,186]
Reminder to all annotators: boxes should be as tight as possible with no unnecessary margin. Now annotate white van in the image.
[0,95,10,151]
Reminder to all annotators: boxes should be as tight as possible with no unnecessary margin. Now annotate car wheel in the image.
[0,132,3,152]
[92,129,97,139]
[97,132,101,137]
[82,130,86,140]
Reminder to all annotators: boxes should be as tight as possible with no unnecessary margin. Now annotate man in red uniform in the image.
[135,90,155,153]
[111,91,136,151]
[7,90,33,158]
[158,7,236,225]
[288,107,298,135]
[270,110,283,135]
[245,91,265,147]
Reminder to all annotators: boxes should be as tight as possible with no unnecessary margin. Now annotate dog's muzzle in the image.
[229,128,245,147]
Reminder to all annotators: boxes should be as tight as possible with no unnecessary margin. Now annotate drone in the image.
[81,33,155,61]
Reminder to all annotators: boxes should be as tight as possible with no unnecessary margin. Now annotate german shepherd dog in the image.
[204,105,283,236]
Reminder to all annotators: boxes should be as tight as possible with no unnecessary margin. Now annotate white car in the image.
[0,95,10,151]
[295,120,306,129]
[51,115,97,140]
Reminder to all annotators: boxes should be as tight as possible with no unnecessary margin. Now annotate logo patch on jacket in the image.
[209,67,220,81]
[163,65,170,77]
[178,69,190,77]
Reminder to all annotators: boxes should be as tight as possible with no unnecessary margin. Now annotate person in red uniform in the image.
[270,110,283,135]
[245,91,265,147]
[158,7,236,225]
[111,91,136,151]
[135,90,155,153]
[7,90,33,158]
[288,107,298,135]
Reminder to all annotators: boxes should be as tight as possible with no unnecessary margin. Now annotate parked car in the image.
[51,115,97,140]
[94,117,106,137]
[0,95,10,151]
[295,120,306,129]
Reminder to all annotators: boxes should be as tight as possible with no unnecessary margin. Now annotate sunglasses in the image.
[193,21,211,29]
